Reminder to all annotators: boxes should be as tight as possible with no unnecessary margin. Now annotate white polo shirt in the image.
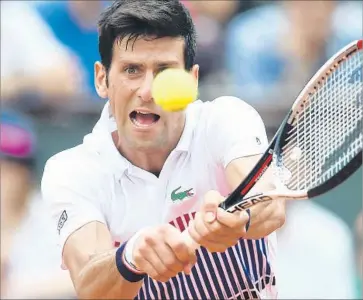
[41,96,277,299]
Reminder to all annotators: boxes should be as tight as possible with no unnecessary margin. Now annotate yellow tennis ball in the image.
[152,68,198,112]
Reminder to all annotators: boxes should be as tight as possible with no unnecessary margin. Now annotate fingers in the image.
[161,226,197,275]
[187,190,251,253]
[133,225,196,282]
[201,190,250,235]
[250,199,284,227]
[189,213,237,243]
[188,219,238,252]
[164,227,197,268]
[216,208,249,235]
[200,190,224,223]
[133,249,164,280]
[244,200,285,239]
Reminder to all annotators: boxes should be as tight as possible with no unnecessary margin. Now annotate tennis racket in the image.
[183,39,363,248]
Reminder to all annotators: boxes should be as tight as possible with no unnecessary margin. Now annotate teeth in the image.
[136,111,149,115]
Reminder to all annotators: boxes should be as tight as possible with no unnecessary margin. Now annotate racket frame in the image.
[220,39,363,212]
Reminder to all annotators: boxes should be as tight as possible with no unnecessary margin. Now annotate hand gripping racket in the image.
[183,39,363,249]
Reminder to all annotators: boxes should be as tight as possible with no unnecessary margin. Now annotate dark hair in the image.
[98,0,197,77]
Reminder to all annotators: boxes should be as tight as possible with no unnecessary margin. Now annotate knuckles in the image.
[170,240,187,255]
[143,234,156,246]
[142,224,173,246]
[208,222,223,234]
[137,241,150,257]
[157,263,181,280]
[136,224,189,281]
[163,256,180,271]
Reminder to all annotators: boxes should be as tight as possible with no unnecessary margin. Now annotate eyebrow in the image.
[154,60,180,66]
[118,59,180,67]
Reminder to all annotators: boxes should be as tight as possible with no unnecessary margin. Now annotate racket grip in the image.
[181,229,200,252]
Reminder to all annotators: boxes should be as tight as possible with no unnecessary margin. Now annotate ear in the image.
[94,61,108,99]
[190,64,199,88]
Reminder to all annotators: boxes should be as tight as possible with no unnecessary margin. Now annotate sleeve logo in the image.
[57,210,68,234]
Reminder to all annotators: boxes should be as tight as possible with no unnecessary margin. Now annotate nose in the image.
[137,71,154,103]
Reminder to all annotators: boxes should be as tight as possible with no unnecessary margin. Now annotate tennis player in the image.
[41,0,286,299]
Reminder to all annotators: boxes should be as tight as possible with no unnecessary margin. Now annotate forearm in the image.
[239,168,285,239]
[244,199,286,239]
[75,248,143,299]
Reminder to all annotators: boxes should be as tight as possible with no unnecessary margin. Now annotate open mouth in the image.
[129,110,160,127]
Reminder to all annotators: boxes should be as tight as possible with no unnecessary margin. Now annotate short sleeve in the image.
[206,96,268,168]
[41,153,107,261]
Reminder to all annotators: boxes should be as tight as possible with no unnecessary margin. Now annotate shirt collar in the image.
[87,100,200,174]
[83,102,128,176]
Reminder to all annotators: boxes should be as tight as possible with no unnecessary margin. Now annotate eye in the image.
[124,66,139,75]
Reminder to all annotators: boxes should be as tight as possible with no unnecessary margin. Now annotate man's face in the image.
[95,36,198,152]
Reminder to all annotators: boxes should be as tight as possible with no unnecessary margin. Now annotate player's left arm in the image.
[208,96,286,239]
[188,96,286,251]
[225,154,286,239]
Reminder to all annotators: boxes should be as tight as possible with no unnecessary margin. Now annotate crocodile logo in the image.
[171,186,194,202]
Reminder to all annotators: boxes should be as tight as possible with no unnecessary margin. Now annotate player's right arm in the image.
[62,221,143,299]
[63,221,196,299]
[41,154,196,299]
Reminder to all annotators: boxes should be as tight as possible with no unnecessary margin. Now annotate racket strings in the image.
[280,49,363,191]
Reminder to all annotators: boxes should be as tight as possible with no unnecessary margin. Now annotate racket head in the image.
[220,40,362,212]
[273,39,363,197]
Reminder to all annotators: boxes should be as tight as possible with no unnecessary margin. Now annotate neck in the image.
[112,119,185,175]
[120,143,170,175]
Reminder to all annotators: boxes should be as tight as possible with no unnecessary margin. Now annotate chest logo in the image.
[171,186,194,202]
